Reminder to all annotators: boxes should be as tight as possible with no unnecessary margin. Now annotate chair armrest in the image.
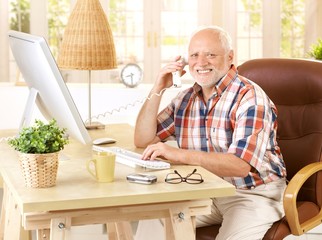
[284,162,322,235]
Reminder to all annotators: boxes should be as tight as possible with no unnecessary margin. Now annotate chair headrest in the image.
[238,58,322,106]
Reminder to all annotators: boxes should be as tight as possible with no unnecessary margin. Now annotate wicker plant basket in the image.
[18,152,59,188]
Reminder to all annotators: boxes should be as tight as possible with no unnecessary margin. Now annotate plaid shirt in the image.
[156,65,286,189]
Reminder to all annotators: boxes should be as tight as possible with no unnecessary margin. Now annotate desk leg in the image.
[50,217,71,240]
[165,207,195,240]
[0,184,8,238]
[106,222,133,240]
[36,229,50,240]
[0,184,23,240]
[106,223,117,240]
[164,218,175,239]
[20,229,32,240]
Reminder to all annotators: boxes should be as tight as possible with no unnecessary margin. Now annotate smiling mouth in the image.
[197,69,212,74]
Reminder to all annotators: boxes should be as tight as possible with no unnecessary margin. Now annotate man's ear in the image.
[228,50,234,62]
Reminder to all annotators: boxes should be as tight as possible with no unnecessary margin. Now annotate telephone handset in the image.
[172,56,187,88]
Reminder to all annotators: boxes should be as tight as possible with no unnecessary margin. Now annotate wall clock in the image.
[120,63,143,88]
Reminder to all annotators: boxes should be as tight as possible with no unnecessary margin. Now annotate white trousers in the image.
[135,179,286,240]
[197,178,286,240]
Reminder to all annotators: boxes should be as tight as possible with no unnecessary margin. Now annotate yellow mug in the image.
[86,151,116,183]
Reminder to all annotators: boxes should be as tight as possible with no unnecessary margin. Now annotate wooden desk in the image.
[0,124,235,240]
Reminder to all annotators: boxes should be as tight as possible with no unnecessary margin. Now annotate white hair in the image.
[188,26,233,52]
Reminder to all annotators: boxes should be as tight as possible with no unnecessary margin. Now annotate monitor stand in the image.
[20,87,103,133]
[19,88,39,130]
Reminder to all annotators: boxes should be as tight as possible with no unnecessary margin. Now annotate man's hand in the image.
[155,55,186,90]
[142,142,182,163]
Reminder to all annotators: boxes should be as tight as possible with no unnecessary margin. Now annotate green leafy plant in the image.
[8,119,68,154]
[308,38,322,60]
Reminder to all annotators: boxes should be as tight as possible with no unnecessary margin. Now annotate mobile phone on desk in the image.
[126,173,157,185]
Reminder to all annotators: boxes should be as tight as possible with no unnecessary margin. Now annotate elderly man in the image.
[134,26,286,240]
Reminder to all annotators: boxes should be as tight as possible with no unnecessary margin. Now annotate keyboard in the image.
[92,146,171,170]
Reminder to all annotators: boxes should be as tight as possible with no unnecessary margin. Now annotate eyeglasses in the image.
[165,169,204,184]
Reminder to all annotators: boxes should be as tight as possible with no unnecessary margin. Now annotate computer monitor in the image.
[8,30,91,144]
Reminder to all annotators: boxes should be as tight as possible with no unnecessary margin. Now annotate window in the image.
[107,0,199,83]
[9,0,30,33]
[47,0,70,58]
[236,0,263,64]
[1,0,320,84]
[280,0,305,58]
[236,0,305,65]
[108,0,144,65]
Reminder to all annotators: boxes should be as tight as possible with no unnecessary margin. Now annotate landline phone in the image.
[172,56,186,88]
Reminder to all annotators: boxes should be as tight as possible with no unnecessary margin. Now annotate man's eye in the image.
[207,54,217,58]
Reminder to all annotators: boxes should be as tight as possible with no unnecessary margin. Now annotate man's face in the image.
[188,30,234,88]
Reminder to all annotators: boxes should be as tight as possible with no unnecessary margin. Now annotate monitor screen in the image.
[8,30,91,144]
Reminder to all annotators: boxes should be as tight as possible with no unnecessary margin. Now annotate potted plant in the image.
[308,38,322,60]
[8,119,68,188]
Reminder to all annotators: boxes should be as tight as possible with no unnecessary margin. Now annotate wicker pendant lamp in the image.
[57,0,117,129]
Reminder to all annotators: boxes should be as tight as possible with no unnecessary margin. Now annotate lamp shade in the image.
[57,0,117,70]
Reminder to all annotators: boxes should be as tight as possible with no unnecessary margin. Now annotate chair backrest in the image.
[238,58,322,205]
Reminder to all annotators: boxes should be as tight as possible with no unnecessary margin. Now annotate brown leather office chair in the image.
[196,58,322,240]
